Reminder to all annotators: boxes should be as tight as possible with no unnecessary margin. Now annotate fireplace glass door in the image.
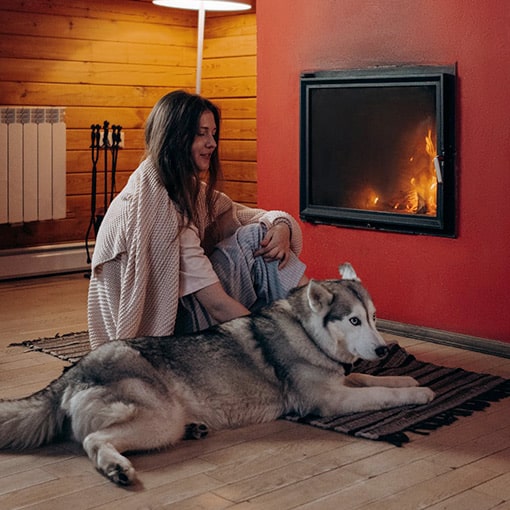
[300,66,456,236]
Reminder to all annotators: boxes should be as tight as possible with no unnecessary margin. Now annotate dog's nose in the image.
[375,345,389,358]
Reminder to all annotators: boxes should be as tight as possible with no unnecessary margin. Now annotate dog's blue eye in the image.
[349,317,361,326]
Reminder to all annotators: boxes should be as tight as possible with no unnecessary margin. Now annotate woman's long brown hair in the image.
[144,90,221,231]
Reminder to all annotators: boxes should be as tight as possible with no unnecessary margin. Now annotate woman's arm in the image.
[210,194,304,256]
[194,281,250,324]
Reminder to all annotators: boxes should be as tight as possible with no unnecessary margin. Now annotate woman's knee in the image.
[234,223,266,252]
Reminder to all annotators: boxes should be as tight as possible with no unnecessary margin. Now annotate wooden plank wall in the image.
[202,10,257,206]
[0,0,257,250]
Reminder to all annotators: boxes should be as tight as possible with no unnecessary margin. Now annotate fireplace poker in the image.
[102,120,109,214]
[85,124,101,264]
[109,125,122,204]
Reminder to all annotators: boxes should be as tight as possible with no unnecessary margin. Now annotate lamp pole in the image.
[196,4,206,94]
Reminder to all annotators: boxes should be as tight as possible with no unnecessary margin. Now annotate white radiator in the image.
[0,107,66,224]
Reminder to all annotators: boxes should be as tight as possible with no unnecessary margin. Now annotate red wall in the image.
[256,0,510,343]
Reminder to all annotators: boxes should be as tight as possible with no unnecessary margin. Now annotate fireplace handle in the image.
[433,156,443,184]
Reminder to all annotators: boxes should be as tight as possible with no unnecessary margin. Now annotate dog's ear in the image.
[307,280,334,314]
[339,262,360,281]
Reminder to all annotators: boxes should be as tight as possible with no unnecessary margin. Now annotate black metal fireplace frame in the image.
[299,65,456,237]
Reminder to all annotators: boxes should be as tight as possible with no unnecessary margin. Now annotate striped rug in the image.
[12,334,510,446]
[287,343,510,445]
[12,331,90,364]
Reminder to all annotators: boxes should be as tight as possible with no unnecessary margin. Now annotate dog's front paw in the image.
[399,376,420,387]
[414,386,435,404]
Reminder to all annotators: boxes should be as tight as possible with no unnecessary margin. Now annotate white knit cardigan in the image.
[87,159,303,349]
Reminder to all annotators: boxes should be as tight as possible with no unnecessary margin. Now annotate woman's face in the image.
[191,110,217,173]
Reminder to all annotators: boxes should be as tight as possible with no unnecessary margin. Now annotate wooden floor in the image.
[0,273,509,510]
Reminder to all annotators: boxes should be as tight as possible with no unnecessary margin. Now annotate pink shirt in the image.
[179,224,219,297]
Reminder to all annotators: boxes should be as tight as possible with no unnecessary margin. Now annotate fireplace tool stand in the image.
[85,121,122,267]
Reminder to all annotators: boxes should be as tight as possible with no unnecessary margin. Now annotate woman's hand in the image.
[254,222,291,269]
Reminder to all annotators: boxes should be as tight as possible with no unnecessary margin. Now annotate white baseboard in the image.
[0,242,92,280]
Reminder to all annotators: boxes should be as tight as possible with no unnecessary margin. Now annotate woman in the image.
[88,90,307,349]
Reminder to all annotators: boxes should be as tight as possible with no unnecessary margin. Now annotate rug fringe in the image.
[385,380,510,446]
[377,432,410,447]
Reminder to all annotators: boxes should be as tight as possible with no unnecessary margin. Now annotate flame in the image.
[421,129,438,215]
[363,126,438,216]
[364,188,380,209]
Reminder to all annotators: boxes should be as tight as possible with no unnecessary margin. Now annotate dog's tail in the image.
[0,380,67,449]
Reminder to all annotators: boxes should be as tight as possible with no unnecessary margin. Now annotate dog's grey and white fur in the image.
[0,263,434,485]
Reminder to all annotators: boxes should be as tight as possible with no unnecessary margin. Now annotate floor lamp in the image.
[153,0,252,94]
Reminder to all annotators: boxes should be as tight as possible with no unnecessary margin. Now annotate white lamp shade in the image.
[153,0,251,11]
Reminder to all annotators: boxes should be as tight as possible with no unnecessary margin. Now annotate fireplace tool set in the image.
[85,121,122,264]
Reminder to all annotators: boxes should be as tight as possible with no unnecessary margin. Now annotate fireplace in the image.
[299,65,456,236]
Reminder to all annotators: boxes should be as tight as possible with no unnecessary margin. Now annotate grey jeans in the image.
[175,223,306,334]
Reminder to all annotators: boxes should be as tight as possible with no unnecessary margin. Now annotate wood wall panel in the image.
[0,10,196,46]
[202,12,257,206]
[0,36,194,68]
[214,98,256,119]
[65,108,152,128]
[0,58,195,88]
[0,0,197,25]
[0,0,257,249]
[203,57,256,80]
[0,83,170,109]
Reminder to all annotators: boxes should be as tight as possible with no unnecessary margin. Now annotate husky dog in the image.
[0,263,434,486]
